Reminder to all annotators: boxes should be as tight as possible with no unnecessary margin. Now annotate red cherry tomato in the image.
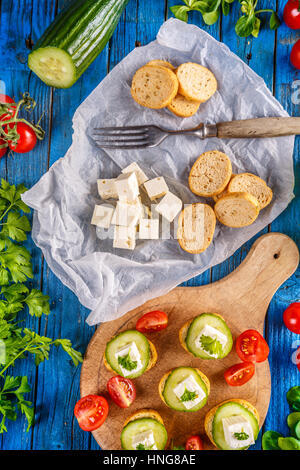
[7,122,37,153]
[0,94,16,121]
[291,39,300,68]
[185,435,204,450]
[136,310,168,333]
[236,329,269,363]
[224,362,255,387]
[284,1,300,29]
[74,395,109,431]
[107,375,136,408]
[0,139,7,158]
[283,303,300,334]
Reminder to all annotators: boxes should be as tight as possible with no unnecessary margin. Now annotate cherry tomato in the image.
[136,310,168,333]
[0,139,7,158]
[0,94,16,121]
[284,1,300,29]
[296,347,300,373]
[284,303,300,334]
[224,362,255,387]
[185,435,204,450]
[8,122,37,153]
[291,39,300,68]
[74,395,109,431]
[107,375,136,408]
[236,329,269,363]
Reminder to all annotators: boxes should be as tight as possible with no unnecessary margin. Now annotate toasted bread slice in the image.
[214,192,260,228]
[204,399,260,448]
[179,314,225,354]
[228,173,273,210]
[158,368,210,406]
[189,151,232,197]
[103,338,157,374]
[131,65,178,109]
[213,174,236,202]
[123,409,164,428]
[167,94,200,117]
[177,203,216,254]
[176,63,217,102]
[147,60,175,70]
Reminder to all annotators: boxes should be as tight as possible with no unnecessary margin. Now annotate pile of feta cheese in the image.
[91,162,183,250]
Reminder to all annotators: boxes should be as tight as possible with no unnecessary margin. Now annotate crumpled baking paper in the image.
[22,19,295,325]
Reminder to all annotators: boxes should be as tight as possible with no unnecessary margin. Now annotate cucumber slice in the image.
[121,418,168,450]
[212,402,259,450]
[105,330,150,379]
[185,313,233,359]
[28,47,76,88]
[162,367,208,412]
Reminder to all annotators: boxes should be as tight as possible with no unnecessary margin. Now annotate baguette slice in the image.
[167,94,200,117]
[189,151,232,197]
[214,192,260,228]
[176,63,217,102]
[158,368,211,407]
[213,174,236,202]
[103,338,157,374]
[228,173,273,210]
[204,399,260,448]
[123,409,164,428]
[177,203,216,254]
[131,65,178,109]
[147,59,175,70]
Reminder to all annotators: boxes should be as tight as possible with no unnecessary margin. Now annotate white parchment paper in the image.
[23,19,295,325]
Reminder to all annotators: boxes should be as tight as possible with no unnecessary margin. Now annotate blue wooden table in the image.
[0,0,299,451]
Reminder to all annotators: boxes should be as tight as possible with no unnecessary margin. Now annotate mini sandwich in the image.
[121,409,168,450]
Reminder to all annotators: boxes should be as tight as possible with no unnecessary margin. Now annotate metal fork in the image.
[93,117,300,150]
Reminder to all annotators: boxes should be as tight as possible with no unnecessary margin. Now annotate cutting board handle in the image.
[217,233,299,316]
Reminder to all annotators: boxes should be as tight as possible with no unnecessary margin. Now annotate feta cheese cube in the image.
[222,416,255,449]
[91,204,115,229]
[112,200,143,227]
[113,225,136,250]
[155,191,182,223]
[173,375,206,410]
[122,162,149,186]
[139,219,159,240]
[115,341,142,376]
[115,172,139,202]
[195,324,228,358]
[132,430,157,450]
[144,177,168,201]
[97,178,118,199]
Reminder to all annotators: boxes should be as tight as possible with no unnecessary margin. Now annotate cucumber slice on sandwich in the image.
[121,410,168,450]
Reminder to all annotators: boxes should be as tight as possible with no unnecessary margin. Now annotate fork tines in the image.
[93,125,155,149]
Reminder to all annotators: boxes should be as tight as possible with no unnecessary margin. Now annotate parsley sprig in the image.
[170,0,280,38]
[0,179,83,434]
[200,334,223,356]
[234,431,250,440]
[118,352,137,371]
[180,388,198,402]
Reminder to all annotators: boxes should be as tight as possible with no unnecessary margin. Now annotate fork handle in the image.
[216,117,300,139]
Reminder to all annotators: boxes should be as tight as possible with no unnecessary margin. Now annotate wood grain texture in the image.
[217,117,300,139]
[0,0,299,450]
[80,233,299,450]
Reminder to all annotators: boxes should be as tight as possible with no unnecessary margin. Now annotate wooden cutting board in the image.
[80,233,299,450]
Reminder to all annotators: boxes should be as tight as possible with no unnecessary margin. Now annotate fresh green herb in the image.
[287,412,300,430]
[234,431,249,441]
[118,352,137,371]
[200,334,223,356]
[278,437,300,450]
[0,180,83,433]
[287,386,300,411]
[180,388,198,402]
[170,0,280,38]
[262,431,282,450]
[136,443,154,450]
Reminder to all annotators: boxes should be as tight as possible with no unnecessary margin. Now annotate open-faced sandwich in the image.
[159,366,210,412]
[205,399,259,450]
[179,313,233,360]
[121,409,168,450]
[104,330,157,378]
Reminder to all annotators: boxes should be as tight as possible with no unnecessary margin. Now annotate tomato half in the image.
[224,362,255,387]
[136,310,168,333]
[0,94,16,121]
[185,435,203,450]
[283,303,300,334]
[8,122,37,153]
[236,329,269,363]
[107,375,136,408]
[284,1,300,29]
[74,395,109,431]
[291,39,300,69]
